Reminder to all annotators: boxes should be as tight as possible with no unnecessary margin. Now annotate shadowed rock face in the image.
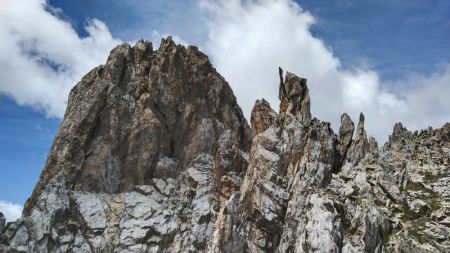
[1,39,449,253]
[26,37,251,203]
[0,213,5,235]
[1,38,252,253]
[338,113,355,164]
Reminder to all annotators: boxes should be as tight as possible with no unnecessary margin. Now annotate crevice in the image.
[71,83,110,191]
[376,181,398,204]
[68,195,96,253]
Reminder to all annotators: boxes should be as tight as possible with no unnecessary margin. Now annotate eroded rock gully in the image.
[1,38,449,253]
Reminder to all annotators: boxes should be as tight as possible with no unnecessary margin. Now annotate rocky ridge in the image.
[0,38,449,252]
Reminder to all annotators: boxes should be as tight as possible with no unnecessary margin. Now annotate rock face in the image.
[250,99,277,136]
[1,38,449,252]
[0,212,5,235]
[0,37,251,253]
[338,113,355,165]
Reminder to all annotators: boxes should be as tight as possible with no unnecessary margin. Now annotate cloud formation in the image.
[0,200,22,222]
[0,0,449,143]
[0,0,121,117]
[201,0,450,142]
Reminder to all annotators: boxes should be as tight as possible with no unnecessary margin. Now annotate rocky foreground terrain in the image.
[0,38,449,253]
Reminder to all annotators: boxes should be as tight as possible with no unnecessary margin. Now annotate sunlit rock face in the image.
[1,38,449,253]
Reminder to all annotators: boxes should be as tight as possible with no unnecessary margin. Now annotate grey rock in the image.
[338,113,355,164]
[1,38,449,253]
[1,37,251,253]
[154,157,178,178]
[368,136,378,153]
[363,207,383,253]
[0,212,5,235]
[279,68,311,125]
[298,194,342,253]
[347,113,369,164]
[250,99,277,137]
[409,199,429,215]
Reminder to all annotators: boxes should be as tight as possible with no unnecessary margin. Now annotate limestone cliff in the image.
[0,38,449,253]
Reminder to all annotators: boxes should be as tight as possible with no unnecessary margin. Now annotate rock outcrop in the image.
[250,99,277,137]
[338,113,355,165]
[1,38,449,253]
[0,37,251,253]
[0,212,5,235]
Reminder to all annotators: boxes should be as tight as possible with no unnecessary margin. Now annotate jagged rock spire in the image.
[391,122,408,141]
[368,136,378,153]
[2,41,449,253]
[278,67,311,125]
[338,113,355,164]
[250,99,277,137]
[346,112,369,164]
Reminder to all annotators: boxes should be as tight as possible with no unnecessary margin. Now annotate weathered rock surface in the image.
[0,212,5,235]
[338,113,355,165]
[1,38,449,252]
[0,37,251,253]
[250,99,277,137]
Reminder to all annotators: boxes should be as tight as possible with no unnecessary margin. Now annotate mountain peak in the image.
[2,39,449,252]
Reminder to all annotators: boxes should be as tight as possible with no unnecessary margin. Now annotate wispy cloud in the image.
[0,200,22,222]
[0,0,121,118]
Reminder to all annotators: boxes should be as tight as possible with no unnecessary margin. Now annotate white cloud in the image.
[390,65,450,130]
[200,0,450,142]
[0,0,449,143]
[0,200,23,222]
[150,31,189,47]
[0,0,121,118]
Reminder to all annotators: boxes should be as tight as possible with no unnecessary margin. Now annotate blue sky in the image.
[0,97,59,204]
[299,0,450,80]
[49,0,206,45]
[0,0,449,220]
[49,0,450,80]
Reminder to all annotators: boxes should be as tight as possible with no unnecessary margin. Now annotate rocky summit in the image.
[0,38,449,253]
